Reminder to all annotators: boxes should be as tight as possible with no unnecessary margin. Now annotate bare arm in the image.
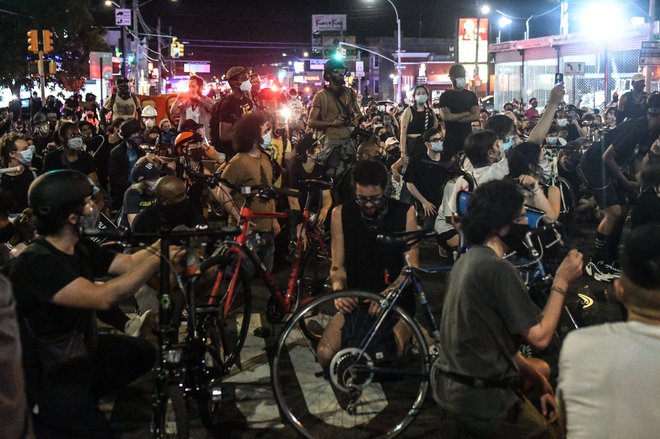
[319,189,332,223]
[169,94,184,118]
[455,105,480,122]
[287,195,301,211]
[522,250,583,349]
[529,83,565,144]
[399,107,412,155]
[108,241,160,275]
[329,205,346,291]
[439,107,471,122]
[52,255,161,310]
[210,183,240,222]
[603,145,631,187]
[406,182,436,216]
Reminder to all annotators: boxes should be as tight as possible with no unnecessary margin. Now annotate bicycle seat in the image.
[301,178,333,191]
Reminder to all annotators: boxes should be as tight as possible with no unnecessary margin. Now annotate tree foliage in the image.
[0,0,109,94]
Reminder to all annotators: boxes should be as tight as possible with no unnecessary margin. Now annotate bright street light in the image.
[303,51,309,57]
[481,4,491,15]
[631,16,646,26]
[282,52,287,57]
[105,0,119,6]
[498,17,512,28]
[578,1,625,40]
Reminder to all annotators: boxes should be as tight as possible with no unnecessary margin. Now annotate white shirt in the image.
[557,321,660,439]
[448,159,509,216]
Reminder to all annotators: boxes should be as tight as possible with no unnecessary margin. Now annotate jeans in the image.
[31,334,156,439]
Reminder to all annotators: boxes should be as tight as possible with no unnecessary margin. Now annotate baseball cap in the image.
[632,73,645,83]
[131,160,160,183]
[180,119,204,132]
[385,137,400,148]
[226,66,248,80]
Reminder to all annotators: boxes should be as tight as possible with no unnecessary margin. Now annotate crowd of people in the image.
[0,58,659,439]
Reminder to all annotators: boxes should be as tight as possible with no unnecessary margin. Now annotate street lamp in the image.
[497,17,512,43]
[366,0,401,103]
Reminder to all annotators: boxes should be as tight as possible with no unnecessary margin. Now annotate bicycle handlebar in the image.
[377,229,437,246]
[82,225,241,244]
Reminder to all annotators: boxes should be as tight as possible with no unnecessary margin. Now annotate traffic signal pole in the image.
[38,51,46,100]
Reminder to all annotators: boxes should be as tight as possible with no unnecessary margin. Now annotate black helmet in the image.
[29,170,96,220]
[31,112,48,125]
[323,59,347,82]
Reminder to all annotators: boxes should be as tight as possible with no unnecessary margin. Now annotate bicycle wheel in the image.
[212,268,252,375]
[272,290,429,439]
[152,384,189,439]
[195,313,225,430]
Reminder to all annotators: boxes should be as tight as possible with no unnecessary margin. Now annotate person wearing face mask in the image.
[263,111,293,189]
[118,160,160,228]
[287,133,332,226]
[6,169,181,439]
[79,121,110,190]
[0,132,38,212]
[308,59,362,183]
[100,77,142,129]
[433,179,583,439]
[438,64,480,160]
[403,127,451,229]
[38,96,61,129]
[524,98,540,122]
[211,66,255,161]
[170,76,214,141]
[140,105,159,133]
[108,119,148,211]
[316,159,419,368]
[617,73,649,125]
[211,113,280,271]
[544,125,567,148]
[43,122,99,188]
[399,85,438,160]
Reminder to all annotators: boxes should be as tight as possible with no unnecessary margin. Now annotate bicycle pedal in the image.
[253,327,271,338]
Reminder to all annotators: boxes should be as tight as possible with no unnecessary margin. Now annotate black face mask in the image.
[500,223,532,256]
[330,75,345,87]
[379,132,389,142]
[358,200,389,232]
[189,148,204,161]
[158,198,191,227]
[118,85,130,99]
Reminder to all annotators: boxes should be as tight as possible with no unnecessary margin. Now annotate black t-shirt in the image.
[287,160,326,212]
[214,94,253,155]
[0,168,37,212]
[631,191,660,230]
[7,238,116,379]
[42,148,96,176]
[438,89,478,153]
[87,135,112,191]
[132,200,206,238]
[403,154,451,206]
[119,187,157,229]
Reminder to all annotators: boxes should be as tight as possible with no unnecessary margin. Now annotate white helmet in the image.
[142,105,157,117]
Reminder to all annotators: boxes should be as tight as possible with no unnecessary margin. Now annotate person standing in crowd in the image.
[5,169,181,439]
[557,224,660,439]
[108,119,147,211]
[38,96,60,128]
[211,113,279,271]
[582,94,660,282]
[399,85,439,159]
[170,76,214,141]
[79,121,109,192]
[404,127,450,229]
[42,122,99,187]
[438,63,480,159]
[0,133,37,213]
[433,179,583,439]
[100,77,142,128]
[524,97,539,122]
[211,66,254,160]
[307,59,362,182]
[617,73,648,125]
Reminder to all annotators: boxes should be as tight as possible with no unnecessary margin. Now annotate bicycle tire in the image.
[295,241,331,341]
[555,176,576,215]
[272,290,429,439]
[152,384,189,439]
[216,271,252,374]
[195,314,225,430]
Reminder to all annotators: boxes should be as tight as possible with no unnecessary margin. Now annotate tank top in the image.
[341,198,409,292]
[621,91,646,120]
[407,106,434,135]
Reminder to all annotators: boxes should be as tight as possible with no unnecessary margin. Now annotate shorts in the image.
[591,180,627,209]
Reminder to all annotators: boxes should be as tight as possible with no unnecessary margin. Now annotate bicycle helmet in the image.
[323,59,347,82]
[29,169,97,220]
[175,130,203,152]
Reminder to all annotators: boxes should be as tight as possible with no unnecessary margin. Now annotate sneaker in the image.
[124,310,156,337]
[604,261,621,279]
[585,260,616,283]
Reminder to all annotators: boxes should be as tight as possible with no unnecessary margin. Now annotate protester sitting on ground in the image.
[630,158,660,230]
[433,179,583,439]
[119,159,160,229]
[557,224,660,439]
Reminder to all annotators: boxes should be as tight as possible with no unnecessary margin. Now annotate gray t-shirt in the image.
[434,246,541,419]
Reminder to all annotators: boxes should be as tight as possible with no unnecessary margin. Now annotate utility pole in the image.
[120,0,127,76]
[133,0,140,93]
[157,16,162,95]
[647,0,656,91]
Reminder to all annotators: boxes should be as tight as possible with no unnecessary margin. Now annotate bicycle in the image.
[84,225,241,438]
[271,228,450,439]
[208,180,332,375]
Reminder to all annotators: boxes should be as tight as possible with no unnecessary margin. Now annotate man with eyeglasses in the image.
[317,159,418,368]
[308,59,362,183]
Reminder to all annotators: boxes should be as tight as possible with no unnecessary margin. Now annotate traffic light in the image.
[170,38,180,58]
[178,42,184,57]
[42,30,54,53]
[48,60,57,75]
[27,29,39,54]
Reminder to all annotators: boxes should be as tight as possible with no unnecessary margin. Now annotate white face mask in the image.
[262,131,272,148]
[240,80,252,92]
[67,137,84,151]
[415,95,428,104]
[144,119,155,129]
[431,140,443,153]
[455,78,467,88]
[546,136,558,145]
[556,118,568,127]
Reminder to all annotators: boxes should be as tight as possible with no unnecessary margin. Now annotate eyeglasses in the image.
[331,69,347,75]
[355,194,385,207]
[429,137,444,142]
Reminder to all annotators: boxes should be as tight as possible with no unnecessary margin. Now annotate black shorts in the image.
[592,180,627,209]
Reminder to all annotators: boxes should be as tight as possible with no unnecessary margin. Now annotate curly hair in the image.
[461,179,524,245]
[0,132,26,166]
[232,112,267,153]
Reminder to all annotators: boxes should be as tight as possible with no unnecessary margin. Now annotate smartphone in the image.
[554,73,564,85]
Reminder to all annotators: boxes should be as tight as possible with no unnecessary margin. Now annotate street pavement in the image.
[107,224,624,438]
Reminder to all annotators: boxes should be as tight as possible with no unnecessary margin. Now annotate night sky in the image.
[93,0,653,77]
